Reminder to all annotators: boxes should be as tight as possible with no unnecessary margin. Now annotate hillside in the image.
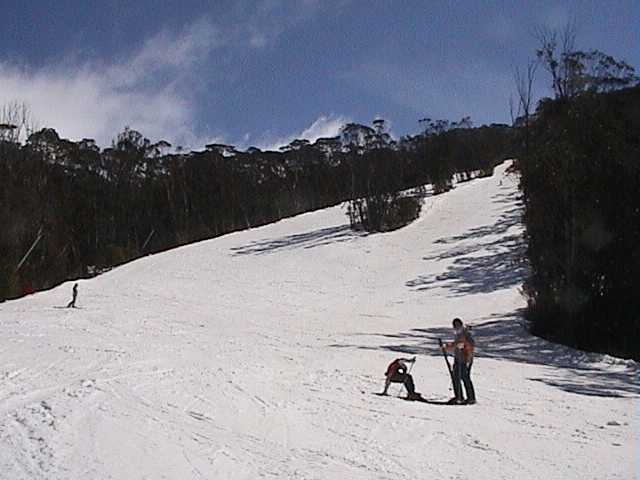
[0,161,636,479]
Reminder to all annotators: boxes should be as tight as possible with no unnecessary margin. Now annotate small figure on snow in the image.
[442,318,475,404]
[66,283,78,308]
[381,357,421,400]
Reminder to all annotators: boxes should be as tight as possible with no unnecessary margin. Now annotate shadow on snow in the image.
[357,186,635,398]
[333,310,639,398]
[406,189,527,297]
[230,225,363,255]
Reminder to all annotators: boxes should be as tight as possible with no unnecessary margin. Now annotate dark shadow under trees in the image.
[230,225,362,256]
[331,311,639,398]
[0,118,515,301]
[406,191,526,297]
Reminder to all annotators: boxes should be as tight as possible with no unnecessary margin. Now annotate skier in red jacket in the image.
[381,357,420,399]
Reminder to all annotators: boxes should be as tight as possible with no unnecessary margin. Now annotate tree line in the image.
[0,118,513,300]
[516,24,640,359]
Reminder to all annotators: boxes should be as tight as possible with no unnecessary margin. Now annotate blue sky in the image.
[0,0,637,149]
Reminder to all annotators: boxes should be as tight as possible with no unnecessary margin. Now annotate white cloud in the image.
[0,19,225,150]
[0,3,346,150]
[238,0,349,49]
[253,114,350,151]
[299,115,349,142]
[108,18,224,88]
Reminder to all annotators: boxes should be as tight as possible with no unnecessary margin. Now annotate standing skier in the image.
[381,357,420,399]
[66,283,78,308]
[442,318,476,404]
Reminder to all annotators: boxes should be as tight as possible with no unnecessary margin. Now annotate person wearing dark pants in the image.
[443,318,476,405]
[382,357,420,399]
[66,283,78,308]
[453,356,475,405]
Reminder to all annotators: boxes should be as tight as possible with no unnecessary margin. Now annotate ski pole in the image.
[438,338,455,394]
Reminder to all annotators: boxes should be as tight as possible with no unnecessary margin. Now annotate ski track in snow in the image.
[0,161,637,479]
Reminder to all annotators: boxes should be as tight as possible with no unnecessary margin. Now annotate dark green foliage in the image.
[519,86,640,359]
[0,120,514,301]
[347,194,422,232]
[343,118,511,232]
[410,119,511,192]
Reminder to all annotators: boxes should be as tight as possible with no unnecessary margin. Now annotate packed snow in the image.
[0,161,637,479]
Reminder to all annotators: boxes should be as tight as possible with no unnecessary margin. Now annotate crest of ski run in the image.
[0,161,636,479]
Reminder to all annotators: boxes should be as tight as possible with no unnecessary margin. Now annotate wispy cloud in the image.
[253,114,350,151]
[0,63,191,146]
[0,1,344,149]
[237,0,334,49]
[299,114,350,142]
[0,18,226,149]
[108,18,225,88]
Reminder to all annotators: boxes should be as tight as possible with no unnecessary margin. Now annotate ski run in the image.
[0,161,637,479]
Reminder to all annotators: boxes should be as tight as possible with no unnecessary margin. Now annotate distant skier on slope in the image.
[66,283,78,308]
[442,318,476,404]
[381,357,421,399]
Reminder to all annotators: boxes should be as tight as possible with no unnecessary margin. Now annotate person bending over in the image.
[382,357,420,400]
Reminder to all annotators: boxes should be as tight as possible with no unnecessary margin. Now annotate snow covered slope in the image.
[0,162,637,479]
